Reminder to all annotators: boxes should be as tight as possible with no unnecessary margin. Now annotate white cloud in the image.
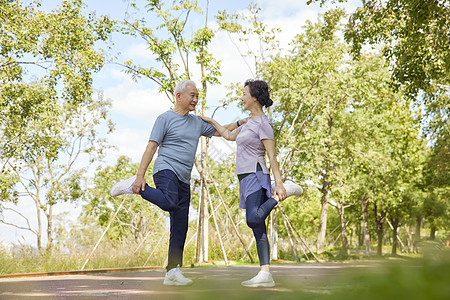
[104,69,172,125]
[260,0,319,17]
[124,43,156,61]
[107,125,150,163]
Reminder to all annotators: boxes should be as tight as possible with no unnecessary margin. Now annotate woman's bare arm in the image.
[262,139,287,201]
[199,116,240,141]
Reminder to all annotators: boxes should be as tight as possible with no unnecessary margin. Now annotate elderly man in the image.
[110,80,244,286]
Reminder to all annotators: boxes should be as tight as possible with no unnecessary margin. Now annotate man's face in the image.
[177,84,199,112]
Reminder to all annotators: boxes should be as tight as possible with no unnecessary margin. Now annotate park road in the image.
[0,262,381,299]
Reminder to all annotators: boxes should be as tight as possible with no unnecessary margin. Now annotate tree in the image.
[343,0,450,96]
[349,77,426,255]
[310,1,450,244]
[345,3,450,236]
[0,0,114,252]
[260,10,355,254]
[258,7,430,258]
[0,0,113,142]
[1,92,112,252]
[309,0,449,95]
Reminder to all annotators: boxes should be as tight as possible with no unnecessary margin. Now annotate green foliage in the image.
[206,155,239,208]
[320,2,450,230]
[345,0,450,97]
[83,156,166,242]
[278,187,322,244]
[121,0,221,102]
[422,188,450,235]
[0,169,19,203]
[0,0,114,252]
[0,0,114,120]
[0,239,168,274]
[258,12,434,254]
[302,0,449,248]
[0,89,112,252]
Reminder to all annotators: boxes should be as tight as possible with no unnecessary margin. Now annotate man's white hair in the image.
[174,80,196,95]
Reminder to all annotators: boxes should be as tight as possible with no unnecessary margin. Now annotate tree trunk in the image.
[415,215,421,240]
[373,201,386,256]
[349,227,354,248]
[361,195,370,256]
[46,203,53,252]
[336,201,348,256]
[34,198,42,252]
[317,113,334,254]
[390,217,399,255]
[317,175,329,253]
[357,224,363,247]
[414,215,421,251]
[430,226,436,240]
[196,137,209,263]
[406,225,413,253]
[196,46,210,263]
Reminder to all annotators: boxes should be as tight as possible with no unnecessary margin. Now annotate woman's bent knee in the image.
[246,218,264,229]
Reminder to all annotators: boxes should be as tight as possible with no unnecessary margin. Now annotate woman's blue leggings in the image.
[245,188,278,266]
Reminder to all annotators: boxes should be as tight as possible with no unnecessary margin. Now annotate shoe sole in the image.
[271,183,303,198]
[241,282,275,288]
[163,281,193,286]
[286,186,303,197]
[110,175,136,197]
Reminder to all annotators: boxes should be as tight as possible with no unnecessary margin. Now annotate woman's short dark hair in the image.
[244,79,273,108]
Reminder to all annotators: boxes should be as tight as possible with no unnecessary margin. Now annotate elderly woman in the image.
[200,79,302,288]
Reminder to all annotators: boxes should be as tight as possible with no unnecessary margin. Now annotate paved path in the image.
[0,262,378,299]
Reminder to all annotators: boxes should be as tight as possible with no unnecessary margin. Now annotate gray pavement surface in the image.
[0,262,378,299]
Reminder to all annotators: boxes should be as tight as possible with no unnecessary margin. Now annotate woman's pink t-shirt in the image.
[235,114,274,175]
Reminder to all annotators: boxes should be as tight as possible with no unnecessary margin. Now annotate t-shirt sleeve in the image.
[149,115,167,144]
[200,118,216,138]
[258,119,274,140]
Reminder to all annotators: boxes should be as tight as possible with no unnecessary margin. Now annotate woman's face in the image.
[241,85,256,111]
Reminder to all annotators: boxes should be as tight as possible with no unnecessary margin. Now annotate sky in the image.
[1,0,360,246]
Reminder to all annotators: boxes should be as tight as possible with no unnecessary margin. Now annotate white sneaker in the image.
[271,180,303,198]
[163,265,193,286]
[109,175,136,197]
[241,271,275,288]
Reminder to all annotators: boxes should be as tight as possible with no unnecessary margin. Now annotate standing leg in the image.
[162,178,193,286]
[166,180,190,271]
[246,189,275,266]
[242,188,276,287]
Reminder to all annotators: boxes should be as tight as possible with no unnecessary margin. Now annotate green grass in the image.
[313,249,450,300]
[183,249,450,300]
[0,241,167,274]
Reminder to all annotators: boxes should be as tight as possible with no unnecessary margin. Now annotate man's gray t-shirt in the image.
[150,110,216,184]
